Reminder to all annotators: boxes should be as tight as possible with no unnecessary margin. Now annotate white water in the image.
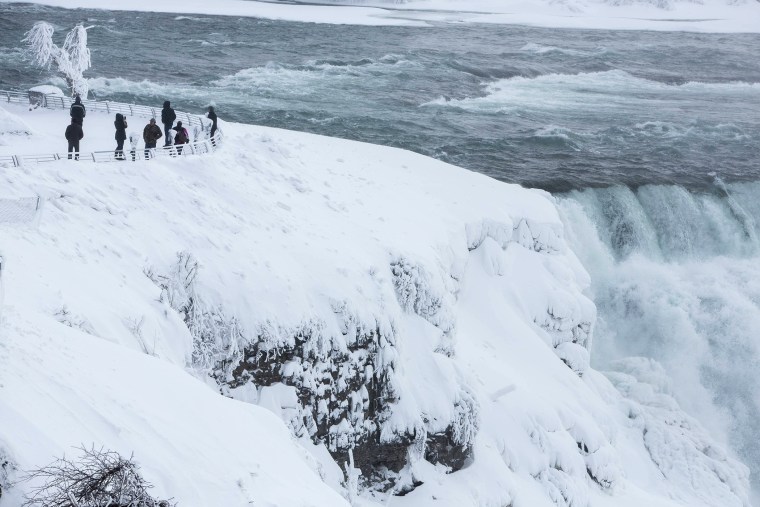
[559,180,760,495]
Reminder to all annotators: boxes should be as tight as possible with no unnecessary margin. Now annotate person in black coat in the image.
[173,121,189,155]
[143,118,163,159]
[161,100,176,147]
[70,95,86,126]
[207,106,218,144]
[114,113,128,160]
[65,119,84,160]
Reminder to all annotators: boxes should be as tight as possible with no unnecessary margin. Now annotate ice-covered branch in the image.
[22,22,92,98]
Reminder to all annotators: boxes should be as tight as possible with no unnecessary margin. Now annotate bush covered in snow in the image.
[20,447,173,507]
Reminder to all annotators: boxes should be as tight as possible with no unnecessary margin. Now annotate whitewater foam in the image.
[559,181,760,496]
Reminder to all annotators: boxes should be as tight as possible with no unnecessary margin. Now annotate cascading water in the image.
[558,180,760,496]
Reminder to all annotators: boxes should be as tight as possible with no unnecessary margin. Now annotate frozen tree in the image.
[21,446,173,507]
[22,22,92,98]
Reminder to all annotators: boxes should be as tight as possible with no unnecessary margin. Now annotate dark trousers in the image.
[115,139,125,159]
[164,124,173,146]
[210,126,217,146]
[145,142,156,159]
[68,141,80,160]
[176,143,184,155]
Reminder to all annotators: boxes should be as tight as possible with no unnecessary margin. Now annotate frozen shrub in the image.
[145,251,243,377]
[390,256,456,354]
[21,446,172,507]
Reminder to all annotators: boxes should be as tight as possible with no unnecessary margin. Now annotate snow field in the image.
[0,103,751,506]
[5,0,760,32]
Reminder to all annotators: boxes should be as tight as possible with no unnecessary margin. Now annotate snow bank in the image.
[7,0,760,32]
[0,102,750,506]
[0,107,32,147]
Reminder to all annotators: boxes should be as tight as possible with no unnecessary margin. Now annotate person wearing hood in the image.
[207,106,218,145]
[65,119,84,160]
[160,100,176,147]
[114,113,128,160]
[173,121,189,155]
[70,95,86,126]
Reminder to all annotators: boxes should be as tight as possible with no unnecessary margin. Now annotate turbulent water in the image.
[2,2,760,498]
[1,4,760,191]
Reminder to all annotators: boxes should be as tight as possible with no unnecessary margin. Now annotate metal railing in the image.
[11,130,223,166]
[2,89,205,128]
[0,89,220,167]
[1,90,31,106]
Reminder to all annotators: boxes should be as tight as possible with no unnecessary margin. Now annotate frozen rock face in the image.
[149,215,597,495]
[150,251,478,489]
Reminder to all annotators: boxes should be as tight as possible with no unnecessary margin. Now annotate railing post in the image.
[129,104,133,115]
[106,101,110,113]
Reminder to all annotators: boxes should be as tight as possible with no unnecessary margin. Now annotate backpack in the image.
[175,128,188,144]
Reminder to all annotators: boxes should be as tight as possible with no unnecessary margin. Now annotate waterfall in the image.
[558,180,760,496]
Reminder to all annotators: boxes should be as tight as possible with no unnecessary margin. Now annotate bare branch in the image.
[20,446,175,507]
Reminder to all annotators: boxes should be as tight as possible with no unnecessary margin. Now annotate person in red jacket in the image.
[65,119,83,160]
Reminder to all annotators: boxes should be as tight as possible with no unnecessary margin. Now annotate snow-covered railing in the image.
[6,130,223,167]
[1,90,31,105]
[1,88,206,127]
[39,94,205,128]
[0,89,222,167]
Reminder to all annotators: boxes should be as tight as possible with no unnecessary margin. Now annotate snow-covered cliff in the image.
[0,103,750,506]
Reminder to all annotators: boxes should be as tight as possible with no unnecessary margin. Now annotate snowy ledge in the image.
[0,103,750,506]
[3,0,760,32]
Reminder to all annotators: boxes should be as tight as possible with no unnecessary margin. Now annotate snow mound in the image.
[0,107,33,147]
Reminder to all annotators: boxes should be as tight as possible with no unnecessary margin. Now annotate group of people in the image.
[64,95,219,161]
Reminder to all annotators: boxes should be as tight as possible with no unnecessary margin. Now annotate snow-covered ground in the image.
[0,102,751,506]
[4,0,760,32]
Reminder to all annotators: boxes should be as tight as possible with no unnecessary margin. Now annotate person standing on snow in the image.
[70,95,86,126]
[143,118,163,159]
[173,120,189,155]
[114,113,128,160]
[65,119,83,160]
[207,106,218,144]
[161,100,176,147]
